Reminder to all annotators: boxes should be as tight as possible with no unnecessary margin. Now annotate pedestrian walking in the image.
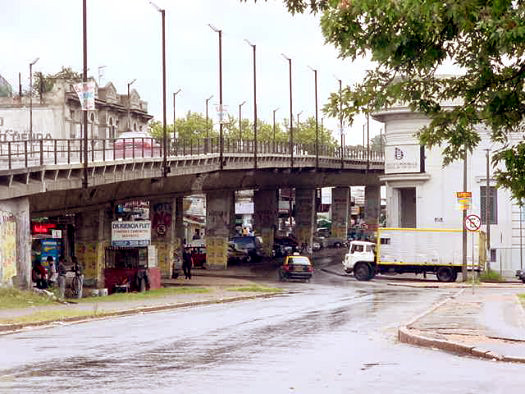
[57,256,67,299]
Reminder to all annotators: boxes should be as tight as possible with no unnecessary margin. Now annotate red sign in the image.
[31,223,56,234]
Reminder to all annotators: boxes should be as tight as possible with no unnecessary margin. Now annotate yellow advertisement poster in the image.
[0,212,16,283]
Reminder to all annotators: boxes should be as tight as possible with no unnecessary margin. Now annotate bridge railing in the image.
[0,137,384,170]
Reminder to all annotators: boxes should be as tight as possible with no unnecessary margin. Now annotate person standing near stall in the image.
[46,256,57,288]
[182,248,192,279]
[71,256,84,298]
[56,256,67,299]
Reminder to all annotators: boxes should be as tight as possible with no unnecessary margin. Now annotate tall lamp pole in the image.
[308,67,319,169]
[173,88,181,140]
[209,24,224,170]
[297,110,303,125]
[149,1,168,176]
[281,53,293,168]
[272,107,279,152]
[205,94,213,140]
[82,0,88,188]
[335,77,344,168]
[238,101,246,141]
[245,39,257,169]
[127,78,136,131]
[29,57,39,149]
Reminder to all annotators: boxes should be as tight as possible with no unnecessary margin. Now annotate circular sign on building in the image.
[464,214,482,232]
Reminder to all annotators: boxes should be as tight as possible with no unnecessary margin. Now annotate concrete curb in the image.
[398,289,525,363]
[0,292,281,335]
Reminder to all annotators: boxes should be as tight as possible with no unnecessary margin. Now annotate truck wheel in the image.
[354,262,372,281]
[436,267,455,282]
[450,270,458,282]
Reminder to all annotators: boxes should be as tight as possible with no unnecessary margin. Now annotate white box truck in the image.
[342,228,486,282]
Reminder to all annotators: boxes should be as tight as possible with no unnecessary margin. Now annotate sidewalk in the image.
[0,269,277,334]
[399,287,525,363]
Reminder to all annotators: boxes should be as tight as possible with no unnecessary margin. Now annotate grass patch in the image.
[0,309,99,325]
[226,284,282,293]
[76,286,211,303]
[518,294,525,306]
[479,270,506,282]
[0,287,57,310]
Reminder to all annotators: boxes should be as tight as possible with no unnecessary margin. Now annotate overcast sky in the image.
[1,0,383,144]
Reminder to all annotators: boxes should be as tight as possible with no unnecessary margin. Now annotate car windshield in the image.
[233,237,255,248]
[288,257,310,265]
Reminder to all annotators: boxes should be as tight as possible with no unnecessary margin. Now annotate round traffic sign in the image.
[465,214,482,231]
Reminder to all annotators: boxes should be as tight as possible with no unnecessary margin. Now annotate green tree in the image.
[150,111,216,141]
[269,0,525,200]
[34,67,82,97]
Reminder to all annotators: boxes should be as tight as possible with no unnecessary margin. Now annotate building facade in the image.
[374,103,523,276]
[0,78,152,142]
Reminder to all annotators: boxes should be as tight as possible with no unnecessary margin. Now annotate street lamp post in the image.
[82,0,89,188]
[209,24,224,170]
[297,110,303,125]
[245,39,257,169]
[336,77,344,168]
[29,57,39,158]
[205,95,213,139]
[272,107,279,152]
[150,1,168,176]
[281,54,293,167]
[238,101,246,141]
[127,78,136,131]
[308,67,319,168]
[173,88,181,143]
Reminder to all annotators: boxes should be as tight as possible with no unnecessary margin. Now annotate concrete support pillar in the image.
[75,207,111,288]
[295,188,316,252]
[206,190,234,269]
[332,187,350,240]
[254,189,278,256]
[0,198,31,289]
[151,199,179,278]
[364,185,381,232]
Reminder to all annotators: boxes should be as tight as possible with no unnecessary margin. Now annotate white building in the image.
[0,77,152,142]
[374,103,524,276]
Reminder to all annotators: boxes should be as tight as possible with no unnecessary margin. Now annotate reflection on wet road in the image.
[1,271,524,393]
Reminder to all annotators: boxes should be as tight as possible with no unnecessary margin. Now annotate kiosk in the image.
[104,220,160,294]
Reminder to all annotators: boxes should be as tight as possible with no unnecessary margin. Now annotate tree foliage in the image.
[33,67,82,97]
[274,0,525,200]
[150,111,338,147]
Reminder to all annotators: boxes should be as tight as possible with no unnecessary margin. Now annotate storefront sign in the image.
[385,145,421,174]
[111,221,151,247]
[31,222,57,235]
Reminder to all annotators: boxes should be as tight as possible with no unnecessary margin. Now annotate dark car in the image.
[273,236,299,257]
[278,254,313,282]
[228,236,264,263]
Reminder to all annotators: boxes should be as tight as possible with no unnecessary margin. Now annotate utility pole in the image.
[462,148,468,281]
[82,0,88,188]
[485,149,491,271]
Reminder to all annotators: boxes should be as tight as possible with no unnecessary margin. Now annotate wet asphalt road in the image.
[1,255,525,393]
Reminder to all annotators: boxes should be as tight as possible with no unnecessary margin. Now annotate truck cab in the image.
[342,240,376,280]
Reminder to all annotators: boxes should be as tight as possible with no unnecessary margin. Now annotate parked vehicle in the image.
[279,254,313,282]
[272,236,299,257]
[342,228,485,282]
[114,131,161,159]
[516,270,525,283]
[228,235,264,263]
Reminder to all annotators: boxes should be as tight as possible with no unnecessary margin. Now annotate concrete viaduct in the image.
[0,139,384,289]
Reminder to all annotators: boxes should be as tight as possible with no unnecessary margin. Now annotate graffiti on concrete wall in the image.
[152,202,172,239]
[0,212,16,284]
